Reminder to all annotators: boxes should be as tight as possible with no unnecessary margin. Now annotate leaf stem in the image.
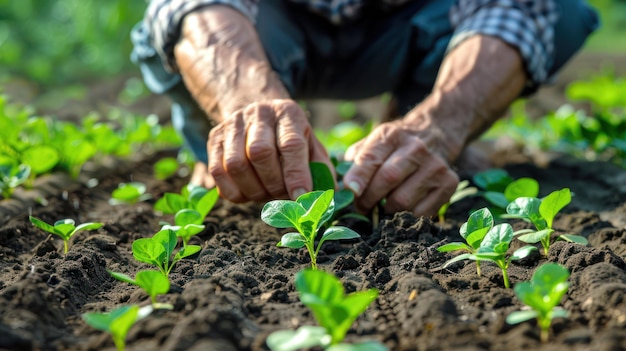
[63,240,69,254]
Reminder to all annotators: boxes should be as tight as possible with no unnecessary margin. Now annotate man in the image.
[132,0,598,216]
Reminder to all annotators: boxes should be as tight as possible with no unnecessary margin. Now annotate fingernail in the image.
[292,188,306,199]
[347,181,361,196]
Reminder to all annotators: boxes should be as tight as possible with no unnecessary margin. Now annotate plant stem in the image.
[113,334,126,351]
[501,267,510,289]
[476,261,481,276]
[63,240,69,254]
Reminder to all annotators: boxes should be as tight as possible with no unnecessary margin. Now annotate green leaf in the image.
[318,226,360,247]
[261,200,305,229]
[484,191,509,208]
[334,189,354,212]
[22,145,59,175]
[153,157,179,180]
[517,229,553,244]
[194,187,218,218]
[510,245,537,261]
[442,253,474,268]
[437,242,471,253]
[506,310,538,325]
[504,178,539,202]
[164,193,189,213]
[174,244,201,261]
[479,223,513,252]
[473,169,513,192]
[465,228,490,249]
[266,326,331,351]
[335,161,353,177]
[29,216,56,234]
[310,162,335,191]
[507,197,547,230]
[135,270,170,299]
[298,190,335,230]
[108,271,137,285]
[175,209,203,226]
[278,233,306,248]
[558,234,588,245]
[74,222,104,233]
[132,238,166,268]
[153,229,177,260]
[539,188,571,229]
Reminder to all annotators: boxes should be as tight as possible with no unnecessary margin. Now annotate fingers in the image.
[274,102,314,199]
[246,104,288,198]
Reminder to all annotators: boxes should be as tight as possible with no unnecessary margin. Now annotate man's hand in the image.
[343,116,459,216]
[174,6,333,202]
[344,35,527,217]
[208,99,333,202]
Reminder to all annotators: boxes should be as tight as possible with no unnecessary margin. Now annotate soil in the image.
[0,147,625,351]
[2,51,626,351]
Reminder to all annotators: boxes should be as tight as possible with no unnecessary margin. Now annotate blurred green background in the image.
[0,0,624,88]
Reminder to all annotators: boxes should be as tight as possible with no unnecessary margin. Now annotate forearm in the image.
[405,35,526,163]
[174,5,290,122]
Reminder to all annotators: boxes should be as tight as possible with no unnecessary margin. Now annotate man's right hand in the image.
[207,99,334,203]
[174,6,333,203]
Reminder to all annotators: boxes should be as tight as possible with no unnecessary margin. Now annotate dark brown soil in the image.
[1,149,625,351]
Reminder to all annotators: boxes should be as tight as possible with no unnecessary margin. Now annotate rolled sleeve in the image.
[448,0,558,93]
[145,0,258,72]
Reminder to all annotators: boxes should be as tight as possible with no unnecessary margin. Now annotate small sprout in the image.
[437,180,478,223]
[266,270,385,351]
[437,208,493,276]
[82,304,153,351]
[161,209,205,247]
[0,162,31,199]
[442,223,537,288]
[473,169,539,212]
[108,270,172,310]
[154,185,218,219]
[132,229,201,276]
[507,263,570,342]
[61,138,97,179]
[153,157,179,180]
[29,216,103,254]
[506,188,588,255]
[109,182,152,205]
[261,190,360,270]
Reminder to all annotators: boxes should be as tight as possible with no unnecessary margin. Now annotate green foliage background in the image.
[0,0,623,87]
[0,0,146,86]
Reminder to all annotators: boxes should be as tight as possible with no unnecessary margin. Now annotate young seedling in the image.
[442,223,537,288]
[437,208,493,276]
[473,169,539,213]
[109,182,152,205]
[82,304,153,351]
[108,270,173,309]
[161,209,205,247]
[437,180,478,223]
[261,189,360,270]
[310,161,367,223]
[132,228,201,276]
[29,216,103,254]
[154,184,218,220]
[0,162,30,199]
[507,263,570,342]
[266,269,386,351]
[506,188,588,255]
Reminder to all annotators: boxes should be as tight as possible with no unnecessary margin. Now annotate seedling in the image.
[153,157,179,180]
[437,180,478,223]
[108,270,173,309]
[82,304,153,351]
[132,229,201,276]
[0,162,30,199]
[161,209,205,247]
[154,185,218,219]
[473,169,539,211]
[266,269,385,351]
[109,182,152,205]
[310,162,367,223]
[437,208,493,276]
[507,263,570,342]
[506,188,588,255]
[442,223,537,288]
[29,216,103,254]
[261,189,360,270]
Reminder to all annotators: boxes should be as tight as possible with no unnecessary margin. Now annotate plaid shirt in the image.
[144,0,558,87]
